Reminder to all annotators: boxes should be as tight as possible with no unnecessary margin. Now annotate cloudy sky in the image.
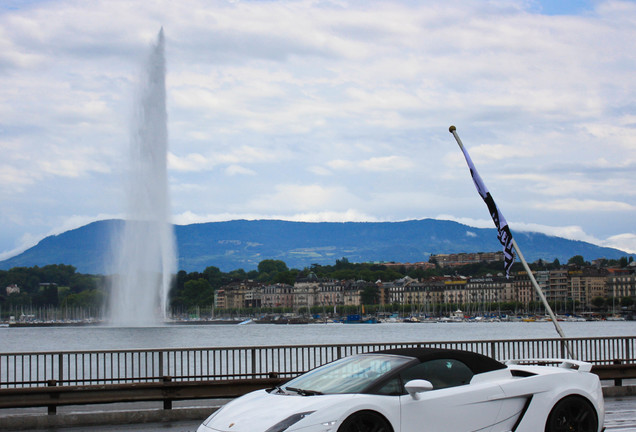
[1,0,635,263]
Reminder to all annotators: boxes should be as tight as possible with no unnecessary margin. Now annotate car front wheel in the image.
[545,396,598,432]
[338,411,393,432]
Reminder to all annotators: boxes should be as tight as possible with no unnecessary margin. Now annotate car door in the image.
[397,359,505,432]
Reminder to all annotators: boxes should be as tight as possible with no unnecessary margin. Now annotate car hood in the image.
[203,389,355,432]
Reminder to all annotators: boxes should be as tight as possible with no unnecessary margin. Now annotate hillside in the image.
[0,219,631,274]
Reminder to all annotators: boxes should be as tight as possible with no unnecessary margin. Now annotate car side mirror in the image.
[405,379,434,399]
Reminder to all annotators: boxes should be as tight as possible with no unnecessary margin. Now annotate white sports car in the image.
[196,347,605,432]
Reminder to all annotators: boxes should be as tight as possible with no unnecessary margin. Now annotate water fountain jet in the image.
[109,29,176,326]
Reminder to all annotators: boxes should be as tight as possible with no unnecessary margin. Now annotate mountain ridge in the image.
[0,219,631,274]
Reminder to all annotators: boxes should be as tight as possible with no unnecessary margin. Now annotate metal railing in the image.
[1,336,634,388]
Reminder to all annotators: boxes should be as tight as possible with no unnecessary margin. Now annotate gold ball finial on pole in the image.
[449,125,456,133]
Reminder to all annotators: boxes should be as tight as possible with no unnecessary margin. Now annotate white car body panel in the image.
[400,381,506,432]
[501,365,605,432]
[198,391,401,432]
[196,350,604,432]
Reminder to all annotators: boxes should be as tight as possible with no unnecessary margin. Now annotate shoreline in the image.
[3,315,632,328]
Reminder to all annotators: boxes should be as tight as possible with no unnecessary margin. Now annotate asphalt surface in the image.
[604,397,636,432]
[17,396,636,432]
[30,422,202,432]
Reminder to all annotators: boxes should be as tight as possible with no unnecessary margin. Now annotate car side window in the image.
[399,358,474,390]
[374,376,404,396]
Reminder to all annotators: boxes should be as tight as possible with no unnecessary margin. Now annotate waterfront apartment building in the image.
[442,279,468,305]
[514,268,611,308]
[260,283,294,308]
[465,277,515,305]
[547,269,569,303]
[606,269,636,301]
[292,276,319,310]
[386,277,416,304]
[316,280,343,308]
[512,272,535,306]
[215,280,262,310]
[430,251,504,268]
[569,269,608,306]
[380,261,436,271]
[342,281,362,306]
[214,265,635,312]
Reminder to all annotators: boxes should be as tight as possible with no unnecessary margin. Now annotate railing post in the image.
[47,379,57,415]
[163,376,172,410]
[613,360,623,387]
[58,353,63,386]
[251,348,257,379]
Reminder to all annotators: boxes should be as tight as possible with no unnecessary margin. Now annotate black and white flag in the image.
[458,144,515,277]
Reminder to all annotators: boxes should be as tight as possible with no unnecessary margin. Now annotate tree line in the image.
[0,264,104,313]
[1,255,634,318]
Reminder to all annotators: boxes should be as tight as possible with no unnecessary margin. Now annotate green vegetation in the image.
[1,255,634,321]
[0,265,104,308]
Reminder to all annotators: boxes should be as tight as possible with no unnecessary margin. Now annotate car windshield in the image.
[282,354,412,395]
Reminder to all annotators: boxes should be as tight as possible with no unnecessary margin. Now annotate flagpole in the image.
[510,239,572,345]
[449,125,575,360]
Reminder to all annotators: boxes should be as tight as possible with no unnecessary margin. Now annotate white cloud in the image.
[436,215,494,230]
[173,209,378,225]
[308,165,332,176]
[0,212,121,261]
[167,144,291,173]
[437,215,596,244]
[0,232,42,261]
[438,214,636,255]
[0,163,38,192]
[1,0,636,262]
[173,211,241,225]
[360,155,414,172]
[54,214,122,235]
[603,233,636,254]
[168,152,210,172]
[467,144,537,162]
[226,164,256,176]
[285,210,380,223]
[534,199,636,212]
[328,155,414,172]
[327,159,350,170]
[248,184,359,213]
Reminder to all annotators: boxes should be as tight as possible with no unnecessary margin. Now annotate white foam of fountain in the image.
[109,29,176,326]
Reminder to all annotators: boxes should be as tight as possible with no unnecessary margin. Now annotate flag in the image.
[458,142,515,277]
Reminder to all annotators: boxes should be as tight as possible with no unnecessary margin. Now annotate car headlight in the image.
[320,420,337,430]
[264,411,315,432]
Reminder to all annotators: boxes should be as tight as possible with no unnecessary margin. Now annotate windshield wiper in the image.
[269,385,288,394]
[285,387,323,396]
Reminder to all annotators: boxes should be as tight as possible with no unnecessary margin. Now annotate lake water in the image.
[1,321,634,353]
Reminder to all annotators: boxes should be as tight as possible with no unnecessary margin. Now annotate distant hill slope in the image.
[0,219,631,274]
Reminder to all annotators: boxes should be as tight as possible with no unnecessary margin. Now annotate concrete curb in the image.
[603,385,636,397]
[0,407,215,431]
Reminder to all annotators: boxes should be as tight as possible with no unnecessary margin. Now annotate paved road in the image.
[25,397,636,432]
[32,421,202,432]
[604,397,636,431]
